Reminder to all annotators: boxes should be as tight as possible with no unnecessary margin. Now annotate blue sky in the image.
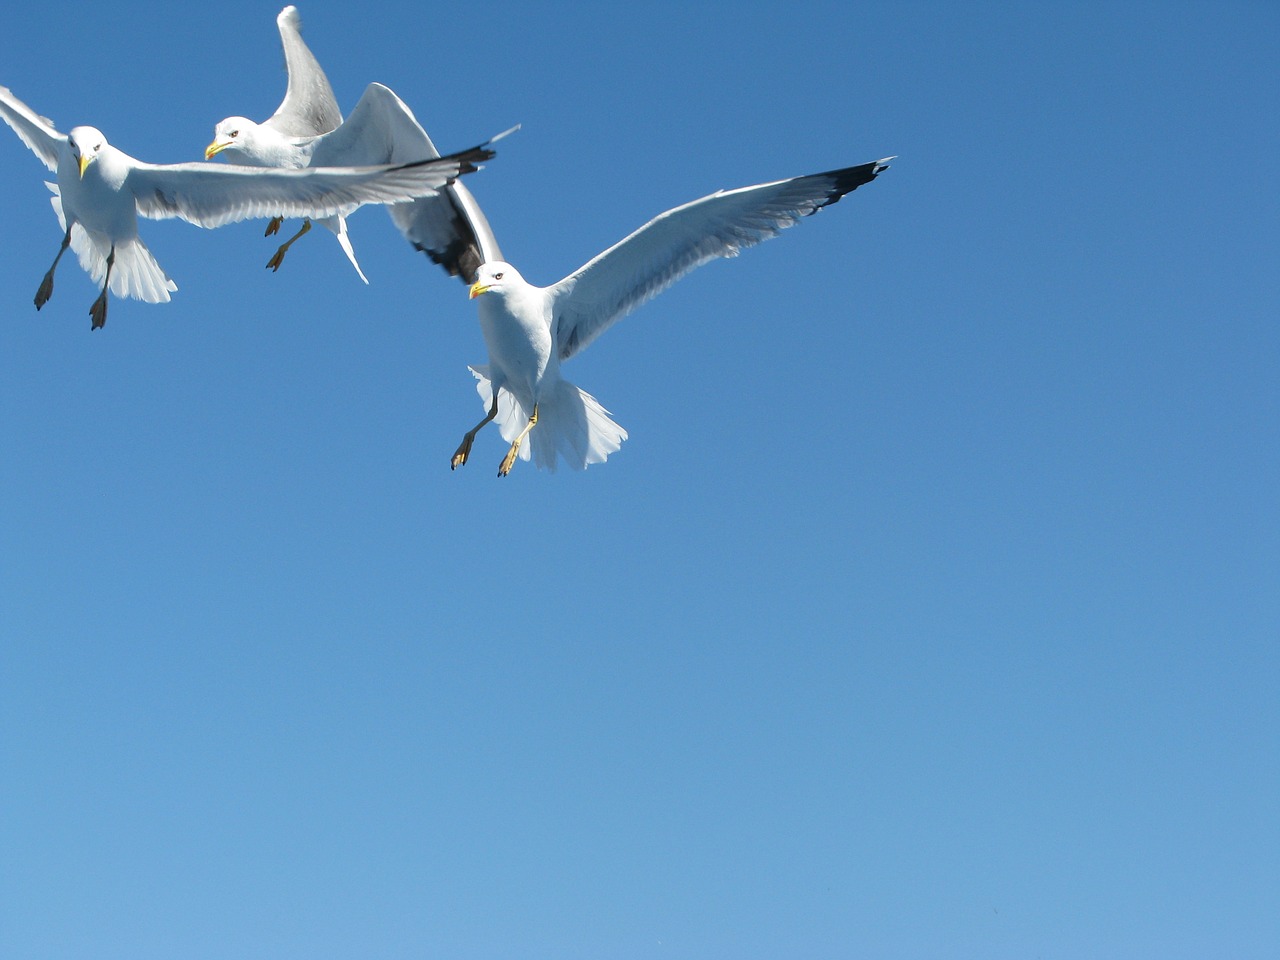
[1,1,1276,957]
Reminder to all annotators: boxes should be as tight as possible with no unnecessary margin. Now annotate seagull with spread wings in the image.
[205,5,510,285]
[0,84,493,328]
[451,158,892,476]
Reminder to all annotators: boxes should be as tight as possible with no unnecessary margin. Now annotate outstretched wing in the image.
[264,5,343,137]
[549,158,891,362]
[127,148,493,228]
[0,85,65,171]
[312,83,511,284]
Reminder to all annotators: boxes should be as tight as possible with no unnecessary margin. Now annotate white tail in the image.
[318,214,368,284]
[48,183,177,303]
[469,366,628,472]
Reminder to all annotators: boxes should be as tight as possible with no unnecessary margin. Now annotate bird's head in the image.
[469,261,522,300]
[205,117,256,160]
[68,126,107,178]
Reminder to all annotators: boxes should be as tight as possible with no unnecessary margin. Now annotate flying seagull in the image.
[204,5,360,279]
[206,5,506,287]
[452,158,892,476]
[0,84,493,329]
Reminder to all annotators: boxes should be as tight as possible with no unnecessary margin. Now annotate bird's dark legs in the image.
[88,247,115,330]
[265,218,312,272]
[498,404,538,477]
[264,216,284,237]
[35,227,72,310]
[451,395,499,470]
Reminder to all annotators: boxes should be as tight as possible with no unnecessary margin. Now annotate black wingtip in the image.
[401,142,497,178]
[806,156,894,211]
[830,156,892,191]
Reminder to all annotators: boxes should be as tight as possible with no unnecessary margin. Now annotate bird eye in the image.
[229,130,240,138]
[493,272,504,280]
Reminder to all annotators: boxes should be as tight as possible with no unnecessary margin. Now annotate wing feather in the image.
[127,149,492,229]
[311,84,510,284]
[550,158,891,361]
[0,85,65,171]
[264,5,343,136]
[308,83,429,167]
[393,179,505,285]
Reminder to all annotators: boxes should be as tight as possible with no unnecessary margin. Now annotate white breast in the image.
[478,285,558,402]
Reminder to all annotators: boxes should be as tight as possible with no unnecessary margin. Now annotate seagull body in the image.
[207,6,505,287]
[0,84,492,328]
[453,159,892,475]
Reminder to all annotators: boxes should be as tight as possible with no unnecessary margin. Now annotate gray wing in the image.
[549,158,891,362]
[264,5,342,137]
[127,150,493,229]
[0,85,65,171]
[312,83,507,285]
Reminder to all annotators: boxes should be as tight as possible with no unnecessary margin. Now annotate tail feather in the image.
[48,182,177,303]
[102,237,178,303]
[318,214,368,284]
[469,366,627,472]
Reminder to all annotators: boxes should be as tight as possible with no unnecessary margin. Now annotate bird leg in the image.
[498,404,539,477]
[88,247,115,330]
[451,395,499,470]
[265,219,312,272]
[35,227,72,310]
[264,216,284,237]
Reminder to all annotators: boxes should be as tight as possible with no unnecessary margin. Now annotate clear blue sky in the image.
[1,1,1276,957]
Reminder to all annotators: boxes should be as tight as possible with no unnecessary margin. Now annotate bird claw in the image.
[265,247,287,272]
[498,443,521,477]
[34,273,54,310]
[88,293,108,330]
[451,439,472,470]
[264,217,284,237]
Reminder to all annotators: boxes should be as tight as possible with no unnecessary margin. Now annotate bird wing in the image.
[549,158,891,362]
[0,85,65,171]
[126,149,493,229]
[391,178,505,285]
[312,83,511,284]
[264,5,343,137]
[308,82,429,167]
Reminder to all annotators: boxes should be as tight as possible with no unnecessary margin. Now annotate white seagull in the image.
[452,158,892,476]
[205,5,509,285]
[0,84,493,328]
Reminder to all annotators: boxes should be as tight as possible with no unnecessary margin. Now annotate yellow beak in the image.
[204,140,229,160]
[77,153,92,178]
[469,282,490,300]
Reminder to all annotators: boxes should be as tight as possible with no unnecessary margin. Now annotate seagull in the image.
[452,158,892,476]
[206,6,506,287]
[0,84,493,329]
[204,5,360,279]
